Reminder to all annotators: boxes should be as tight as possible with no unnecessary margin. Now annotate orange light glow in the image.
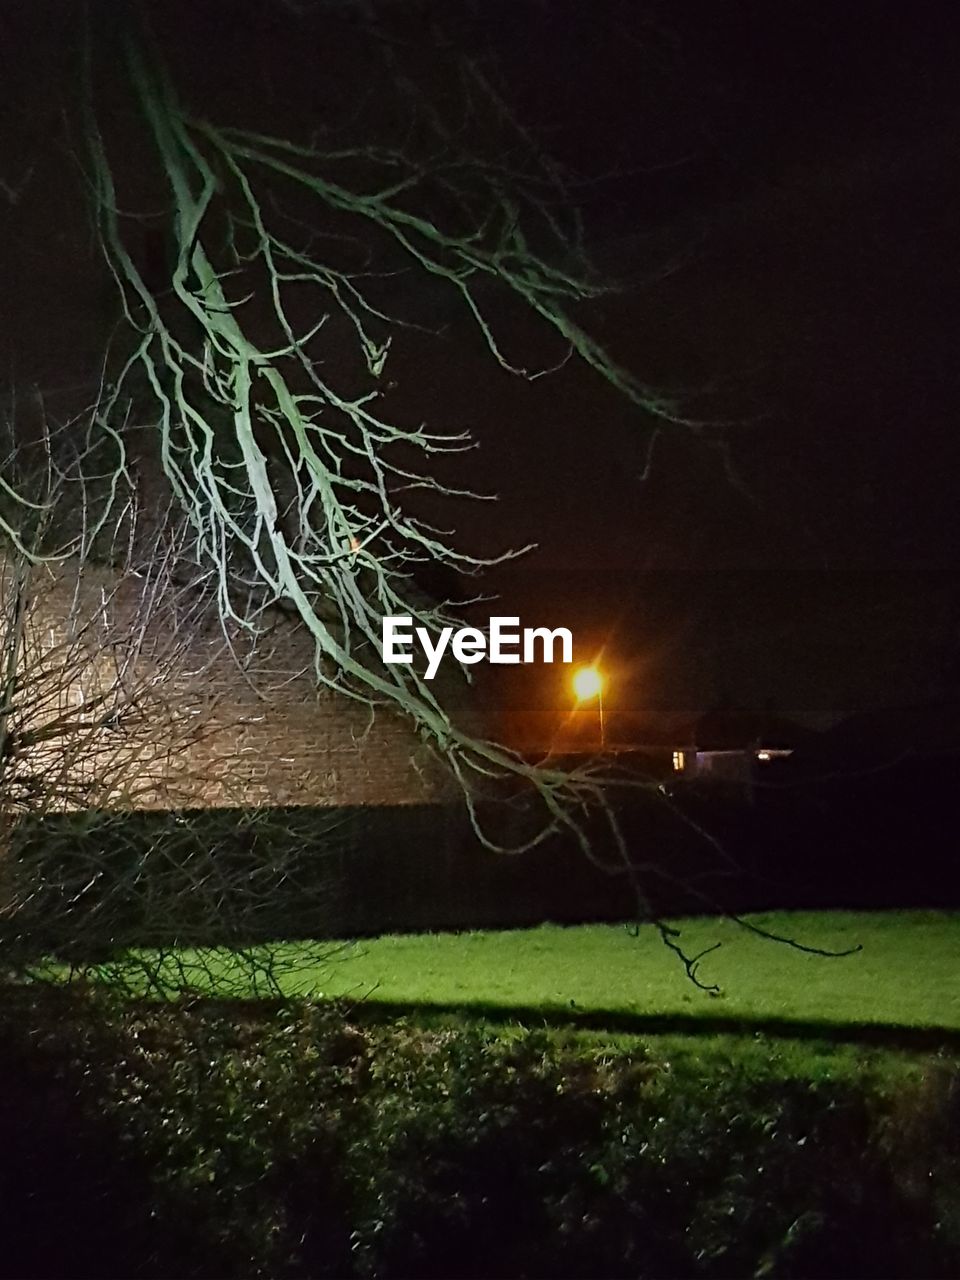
[572,665,603,701]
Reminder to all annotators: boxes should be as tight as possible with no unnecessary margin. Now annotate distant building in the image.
[667,707,804,793]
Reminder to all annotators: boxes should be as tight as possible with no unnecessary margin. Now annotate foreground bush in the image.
[0,989,958,1278]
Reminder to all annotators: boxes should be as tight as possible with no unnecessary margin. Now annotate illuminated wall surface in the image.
[0,558,457,811]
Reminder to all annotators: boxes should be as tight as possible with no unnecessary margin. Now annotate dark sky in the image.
[2,0,959,731]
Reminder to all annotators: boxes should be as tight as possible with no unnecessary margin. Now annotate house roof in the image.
[682,707,813,752]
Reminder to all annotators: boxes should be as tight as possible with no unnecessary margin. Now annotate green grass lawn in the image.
[82,909,960,1035]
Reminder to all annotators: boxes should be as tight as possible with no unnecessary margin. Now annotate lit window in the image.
[672,750,685,771]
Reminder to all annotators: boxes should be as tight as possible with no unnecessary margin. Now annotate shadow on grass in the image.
[340,997,960,1052]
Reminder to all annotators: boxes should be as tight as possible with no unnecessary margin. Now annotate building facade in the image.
[1,554,459,814]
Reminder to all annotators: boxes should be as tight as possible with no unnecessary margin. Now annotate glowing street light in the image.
[572,664,605,748]
[572,665,602,701]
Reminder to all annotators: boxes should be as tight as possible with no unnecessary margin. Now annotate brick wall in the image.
[2,556,462,811]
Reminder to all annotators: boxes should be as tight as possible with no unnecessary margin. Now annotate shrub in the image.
[0,990,956,1279]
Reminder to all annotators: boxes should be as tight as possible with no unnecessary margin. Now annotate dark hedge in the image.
[0,989,958,1279]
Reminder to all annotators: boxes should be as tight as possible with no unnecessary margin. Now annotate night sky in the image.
[3,0,959,737]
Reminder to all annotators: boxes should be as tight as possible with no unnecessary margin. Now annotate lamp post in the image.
[572,665,605,749]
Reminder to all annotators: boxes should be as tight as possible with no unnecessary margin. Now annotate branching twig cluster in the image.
[82,33,670,869]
